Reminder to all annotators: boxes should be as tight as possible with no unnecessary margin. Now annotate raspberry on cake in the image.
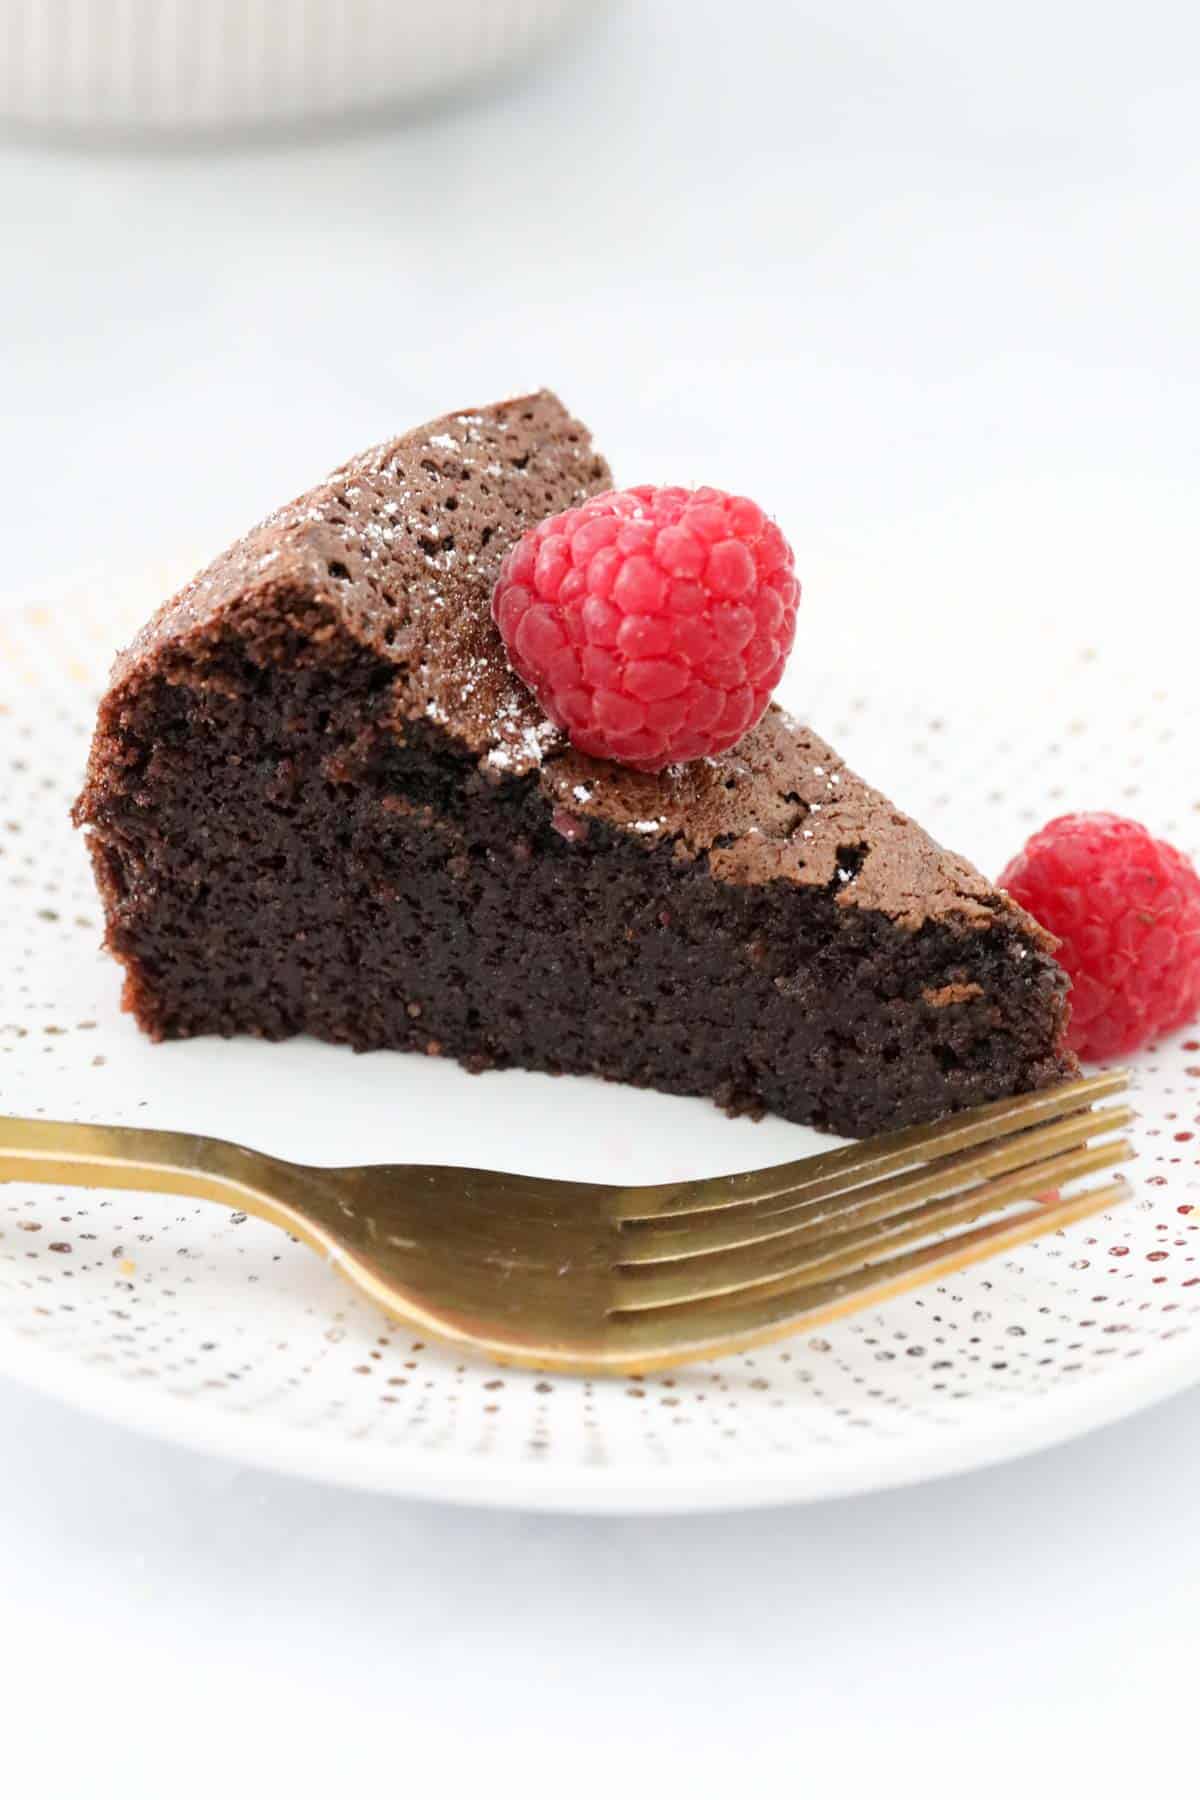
[491,485,799,771]
[1000,812,1200,1059]
[73,390,1075,1137]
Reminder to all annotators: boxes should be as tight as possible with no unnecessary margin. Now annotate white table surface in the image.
[3,3,1199,1794]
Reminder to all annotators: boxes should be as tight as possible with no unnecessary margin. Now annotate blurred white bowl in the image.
[0,0,589,134]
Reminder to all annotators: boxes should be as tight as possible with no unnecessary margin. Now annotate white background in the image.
[2,3,1199,1795]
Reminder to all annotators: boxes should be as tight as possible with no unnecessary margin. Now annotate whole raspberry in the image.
[999,813,1200,1060]
[491,485,799,771]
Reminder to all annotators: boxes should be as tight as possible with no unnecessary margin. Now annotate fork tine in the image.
[618,1103,1135,1263]
[611,1069,1129,1222]
[606,1178,1132,1365]
[610,1137,1133,1310]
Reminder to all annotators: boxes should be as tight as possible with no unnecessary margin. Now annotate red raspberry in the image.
[999,813,1200,1060]
[491,484,799,771]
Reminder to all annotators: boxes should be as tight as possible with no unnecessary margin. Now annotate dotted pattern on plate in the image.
[0,591,1198,1496]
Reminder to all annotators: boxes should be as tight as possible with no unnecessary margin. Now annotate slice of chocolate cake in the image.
[74,390,1075,1137]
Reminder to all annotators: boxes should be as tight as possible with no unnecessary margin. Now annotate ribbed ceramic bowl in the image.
[0,0,589,133]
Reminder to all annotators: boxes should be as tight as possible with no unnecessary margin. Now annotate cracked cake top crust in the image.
[93,389,1051,941]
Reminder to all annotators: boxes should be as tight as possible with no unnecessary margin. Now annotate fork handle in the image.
[0,1114,306,1230]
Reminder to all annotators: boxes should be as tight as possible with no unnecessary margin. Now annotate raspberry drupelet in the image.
[999,812,1200,1059]
[491,484,799,771]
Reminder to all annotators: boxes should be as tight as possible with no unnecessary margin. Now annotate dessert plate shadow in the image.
[1,593,1197,1512]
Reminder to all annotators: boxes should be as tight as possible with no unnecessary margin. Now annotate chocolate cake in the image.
[74,390,1075,1137]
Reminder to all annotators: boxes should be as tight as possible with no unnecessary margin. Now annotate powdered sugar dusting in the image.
[484,714,561,775]
[111,391,613,705]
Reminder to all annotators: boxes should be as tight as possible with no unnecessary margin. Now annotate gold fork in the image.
[0,1071,1133,1375]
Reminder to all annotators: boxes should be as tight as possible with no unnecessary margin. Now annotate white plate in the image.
[1,590,1198,1512]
